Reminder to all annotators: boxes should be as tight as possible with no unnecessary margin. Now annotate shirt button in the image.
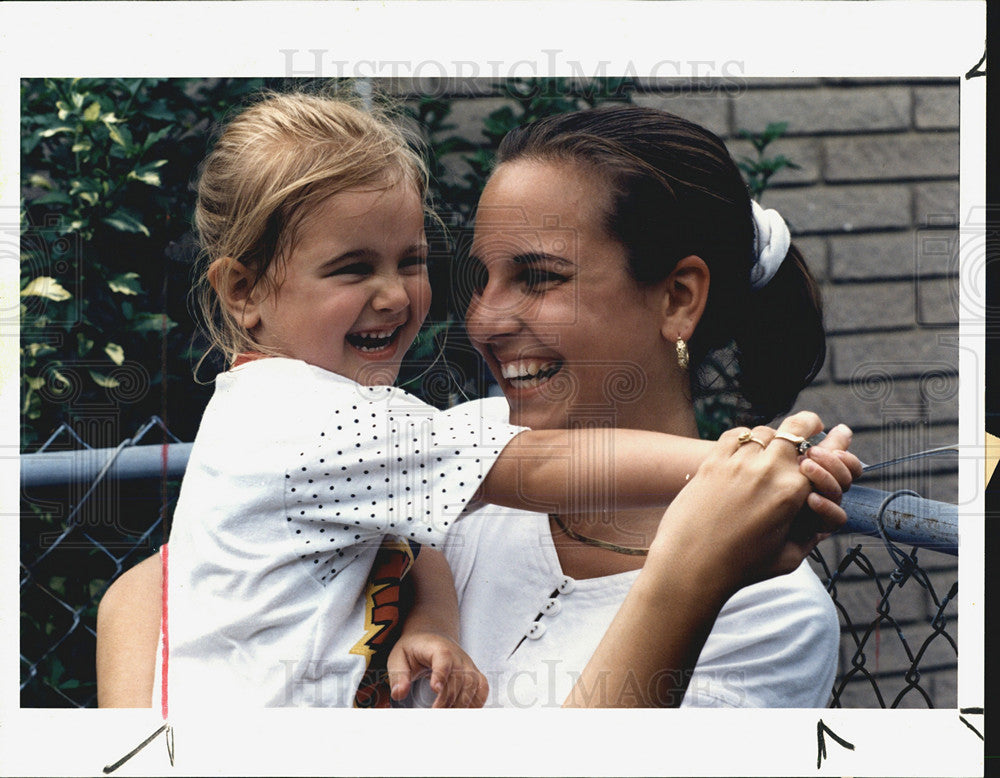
[542,598,561,616]
[526,622,547,640]
[557,576,576,594]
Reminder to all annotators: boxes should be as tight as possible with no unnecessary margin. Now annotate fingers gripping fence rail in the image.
[19,418,959,708]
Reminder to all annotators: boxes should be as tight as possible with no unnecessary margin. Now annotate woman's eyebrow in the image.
[510,251,576,268]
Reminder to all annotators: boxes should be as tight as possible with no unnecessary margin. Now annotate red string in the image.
[159,272,170,721]
[160,542,169,720]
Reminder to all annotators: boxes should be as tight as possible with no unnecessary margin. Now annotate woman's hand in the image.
[566,413,843,707]
[387,631,489,708]
[650,411,845,593]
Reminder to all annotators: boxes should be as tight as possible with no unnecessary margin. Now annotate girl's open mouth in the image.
[346,325,404,354]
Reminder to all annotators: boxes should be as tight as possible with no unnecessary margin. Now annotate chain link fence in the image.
[19,417,958,709]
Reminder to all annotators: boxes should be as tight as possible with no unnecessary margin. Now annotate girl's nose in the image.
[372,273,409,313]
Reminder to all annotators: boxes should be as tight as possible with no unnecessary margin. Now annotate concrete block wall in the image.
[395,77,961,707]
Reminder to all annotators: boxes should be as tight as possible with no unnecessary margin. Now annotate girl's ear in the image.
[659,255,710,342]
[207,257,263,331]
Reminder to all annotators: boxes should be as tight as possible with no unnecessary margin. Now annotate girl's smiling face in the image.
[465,160,682,432]
[247,182,430,385]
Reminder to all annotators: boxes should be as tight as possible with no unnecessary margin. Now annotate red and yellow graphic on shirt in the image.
[351,536,418,708]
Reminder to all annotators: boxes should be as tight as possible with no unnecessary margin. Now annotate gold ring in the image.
[737,430,767,449]
[773,431,813,454]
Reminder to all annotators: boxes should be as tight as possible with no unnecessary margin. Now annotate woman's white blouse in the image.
[422,398,841,708]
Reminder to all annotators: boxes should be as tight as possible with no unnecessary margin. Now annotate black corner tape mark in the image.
[959,707,985,740]
[965,43,986,79]
[103,723,173,774]
[816,719,855,770]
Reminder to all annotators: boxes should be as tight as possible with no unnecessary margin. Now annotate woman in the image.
[97,104,859,708]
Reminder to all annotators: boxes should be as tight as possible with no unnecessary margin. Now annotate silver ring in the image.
[773,431,813,455]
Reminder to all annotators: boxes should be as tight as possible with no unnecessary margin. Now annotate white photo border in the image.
[0,2,985,775]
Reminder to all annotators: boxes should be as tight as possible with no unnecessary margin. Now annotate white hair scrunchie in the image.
[749,200,791,290]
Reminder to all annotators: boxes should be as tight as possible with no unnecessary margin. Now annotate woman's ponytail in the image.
[734,242,825,422]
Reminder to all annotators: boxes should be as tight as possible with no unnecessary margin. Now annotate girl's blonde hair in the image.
[192,90,428,369]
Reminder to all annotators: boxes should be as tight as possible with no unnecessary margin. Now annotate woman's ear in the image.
[206,257,263,331]
[659,255,710,342]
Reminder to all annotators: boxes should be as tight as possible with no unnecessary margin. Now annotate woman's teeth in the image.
[346,327,399,352]
[500,359,561,387]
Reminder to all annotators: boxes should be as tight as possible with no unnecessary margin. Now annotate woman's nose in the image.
[372,273,409,313]
[465,281,522,342]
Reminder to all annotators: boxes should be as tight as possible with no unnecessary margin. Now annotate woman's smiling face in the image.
[465,159,678,432]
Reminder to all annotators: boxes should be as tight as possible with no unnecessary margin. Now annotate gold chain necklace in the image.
[549,513,649,557]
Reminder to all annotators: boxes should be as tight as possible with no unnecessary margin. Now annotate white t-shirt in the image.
[161,359,525,710]
[411,398,840,708]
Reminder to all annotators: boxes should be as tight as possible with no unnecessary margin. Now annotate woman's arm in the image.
[96,553,162,708]
[564,413,857,707]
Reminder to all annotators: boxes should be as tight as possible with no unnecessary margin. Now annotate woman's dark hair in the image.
[494,104,825,422]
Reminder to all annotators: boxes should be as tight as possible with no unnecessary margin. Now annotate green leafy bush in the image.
[20,78,277,450]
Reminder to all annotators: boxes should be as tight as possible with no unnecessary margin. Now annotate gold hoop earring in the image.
[676,337,689,370]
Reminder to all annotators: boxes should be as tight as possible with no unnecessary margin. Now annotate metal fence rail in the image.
[19,417,959,708]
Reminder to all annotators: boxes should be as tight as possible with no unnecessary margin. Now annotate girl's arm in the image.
[478,428,714,514]
[564,413,858,708]
[387,548,488,708]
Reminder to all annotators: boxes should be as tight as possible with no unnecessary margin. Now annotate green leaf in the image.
[763,121,789,139]
[127,163,163,187]
[71,137,93,154]
[89,370,120,388]
[48,576,67,595]
[48,656,65,685]
[130,313,177,334]
[104,342,125,366]
[28,173,52,190]
[25,343,56,359]
[411,321,451,360]
[24,376,45,391]
[38,125,74,138]
[76,332,94,357]
[82,102,101,122]
[102,211,149,236]
[140,127,172,153]
[20,277,72,301]
[107,272,143,295]
[30,191,73,207]
[140,101,175,121]
[107,123,133,149]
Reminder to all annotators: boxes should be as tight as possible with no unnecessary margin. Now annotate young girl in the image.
[161,91,854,711]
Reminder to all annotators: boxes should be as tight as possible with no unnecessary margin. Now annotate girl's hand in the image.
[386,631,489,708]
[791,422,863,546]
[804,423,863,505]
